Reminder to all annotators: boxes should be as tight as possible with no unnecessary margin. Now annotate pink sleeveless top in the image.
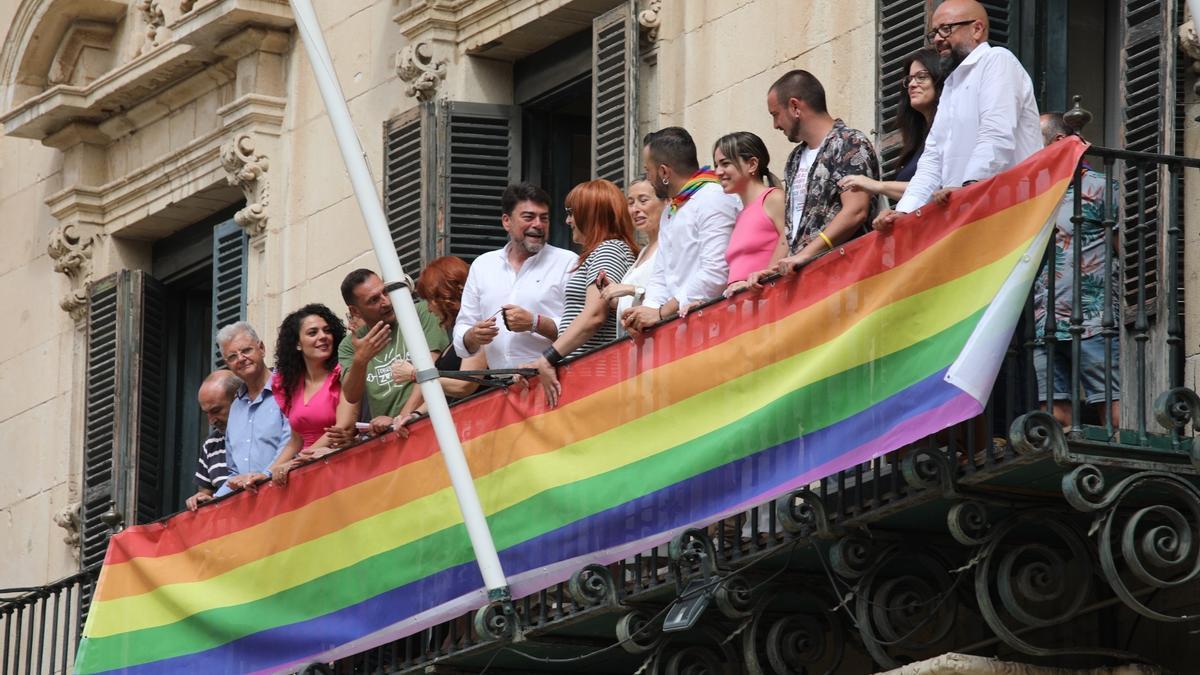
[725,187,781,283]
[272,364,342,449]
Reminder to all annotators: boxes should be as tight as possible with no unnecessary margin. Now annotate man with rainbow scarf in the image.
[622,127,741,334]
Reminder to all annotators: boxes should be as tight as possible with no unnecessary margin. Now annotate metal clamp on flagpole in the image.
[288,0,516,638]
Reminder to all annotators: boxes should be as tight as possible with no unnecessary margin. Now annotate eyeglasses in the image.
[925,19,975,43]
[223,346,257,364]
[902,70,933,88]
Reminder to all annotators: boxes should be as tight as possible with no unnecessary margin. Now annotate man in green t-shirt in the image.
[337,268,449,429]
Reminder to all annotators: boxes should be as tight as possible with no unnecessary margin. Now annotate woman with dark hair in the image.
[267,303,358,484]
[529,179,638,406]
[838,47,944,199]
[713,131,786,296]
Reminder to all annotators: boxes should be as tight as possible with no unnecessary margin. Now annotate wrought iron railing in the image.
[0,566,97,675]
[327,143,1200,673]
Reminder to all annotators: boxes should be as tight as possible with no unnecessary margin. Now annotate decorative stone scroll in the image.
[53,501,83,560]
[395,41,446,102]
[638,0,663,45]
[47,222,103,320]
[220,133,270,236]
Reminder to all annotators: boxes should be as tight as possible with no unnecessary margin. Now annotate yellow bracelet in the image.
[817,230,834,250]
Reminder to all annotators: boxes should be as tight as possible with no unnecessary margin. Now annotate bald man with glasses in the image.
[874,0,1040,231]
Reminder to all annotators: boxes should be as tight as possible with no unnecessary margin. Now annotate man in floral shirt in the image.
[763,69,881,275]
[1033,113,1120,428]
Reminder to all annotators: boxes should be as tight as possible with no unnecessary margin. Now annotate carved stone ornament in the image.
[639,0,663,44]
[1180,19,1200,94]
[135,0,171,55]
[395,41,446,102]
[47,222,103,320]
[53,501,82,560]
[220,134,270,236]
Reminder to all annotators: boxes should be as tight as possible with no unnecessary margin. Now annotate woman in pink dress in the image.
[268,303,359,484]
[713,132,787,296]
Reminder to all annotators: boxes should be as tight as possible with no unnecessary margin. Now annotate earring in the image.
[662,176,669,186]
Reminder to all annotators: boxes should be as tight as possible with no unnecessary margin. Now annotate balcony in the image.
[6,142,1200,675]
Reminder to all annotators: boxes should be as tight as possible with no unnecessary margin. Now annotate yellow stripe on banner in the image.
[89,181,1066,636]
[87,232,1038,639]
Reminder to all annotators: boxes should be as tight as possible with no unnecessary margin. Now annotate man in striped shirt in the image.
[185,369,243,511]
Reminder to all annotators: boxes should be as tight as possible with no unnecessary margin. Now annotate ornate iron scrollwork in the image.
[851,548,958,669]
[567,563,616,608]
[1153,387,1200,469]
[947,500,992,546]
[713,574,755,620]
[900,446,957,496]
[972,508,1137,659]
[776,488,833,538]
[616,609,662,654]
[473,600,516,641]
[828,534,877,579]
[1063,465,1200,623]
[1009,411,1067,456]
[646,626,741,675]
[740,590,845,675]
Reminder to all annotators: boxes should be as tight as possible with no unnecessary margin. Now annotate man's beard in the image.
[652,178,669,199]
[939,44,969,73]
[513,231,545,255]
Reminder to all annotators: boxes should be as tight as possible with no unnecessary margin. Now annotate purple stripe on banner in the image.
[108,368,966,674]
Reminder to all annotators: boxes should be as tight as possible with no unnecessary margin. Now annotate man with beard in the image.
[622,127,741,334]
[759,70,879,277]
[339,268,448,427]
[453,183,576,368]
[874,0,1040,231]
[214,322,292,496]
[185,369,243,510]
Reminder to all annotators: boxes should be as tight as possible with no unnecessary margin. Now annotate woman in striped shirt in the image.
[527,179,637,407]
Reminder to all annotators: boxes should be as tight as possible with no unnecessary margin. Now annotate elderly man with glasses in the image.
[874,0,1040,232]
[213,321,292,497]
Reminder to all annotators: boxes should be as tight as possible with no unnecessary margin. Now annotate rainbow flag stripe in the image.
[75,139,1087,673]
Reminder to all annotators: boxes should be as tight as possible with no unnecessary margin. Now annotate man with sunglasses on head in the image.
[874,0,1040,232]
[453,182,576,369]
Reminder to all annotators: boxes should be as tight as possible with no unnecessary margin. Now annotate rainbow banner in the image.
[75,138,1087,673]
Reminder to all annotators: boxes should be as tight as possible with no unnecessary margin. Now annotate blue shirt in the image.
[214,378,291,497]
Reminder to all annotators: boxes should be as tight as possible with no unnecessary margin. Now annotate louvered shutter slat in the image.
[592,5,636,188]
[81,277,121,578]
[385,110,426,275]
[211,220,247,368]
[440,102,519,262]
[875,0,928,178]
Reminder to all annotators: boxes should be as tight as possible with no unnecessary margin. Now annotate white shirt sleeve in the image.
[963,55,1024,183]
[452,264,484,358]
[894,118,945,213]
[643,215,671,309]
[679,194,738,305]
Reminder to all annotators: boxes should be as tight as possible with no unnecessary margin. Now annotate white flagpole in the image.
[288,0,511,599]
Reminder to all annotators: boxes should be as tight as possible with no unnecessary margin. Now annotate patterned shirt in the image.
[194,428,230,492]
[1033,167,1120,340]
[560,240,635,357]
[783,119,882,254]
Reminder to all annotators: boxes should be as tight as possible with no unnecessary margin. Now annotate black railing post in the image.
[1070,160,1085,435]
[1165,160,1184,389]
[1101,157,1118,438]
[1041,190,1059,413]
[1134,165,1150,444]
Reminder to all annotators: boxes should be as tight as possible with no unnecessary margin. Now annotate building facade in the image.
[2,0,1200,670]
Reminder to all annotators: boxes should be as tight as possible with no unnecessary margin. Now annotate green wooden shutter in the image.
[211,219,247,367]
[1118,0,1168,314]
[592,4,637,188]
[979,0,1019,52]
[385,107,429,275]
[876,0,929,178]
[133,273,169,524]
[437,101,521,262]
[81,274,123,572]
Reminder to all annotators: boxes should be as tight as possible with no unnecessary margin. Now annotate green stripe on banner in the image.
[79,309,983,672]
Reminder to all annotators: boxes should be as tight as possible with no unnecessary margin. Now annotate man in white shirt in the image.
[874,0,1040,231]
[622,127,741,334]
[453,183,577,369]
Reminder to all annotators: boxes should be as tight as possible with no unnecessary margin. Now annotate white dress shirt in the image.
[644,182,741,308]
[453,242,577,369]
[615,245,658,338]
[895,42,1041,213]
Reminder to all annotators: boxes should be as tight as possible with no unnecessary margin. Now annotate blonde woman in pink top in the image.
[714,132,786,296]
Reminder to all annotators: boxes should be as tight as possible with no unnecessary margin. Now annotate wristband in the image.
[817,230,834,250]
[542,345,565,366]
[262,468,273,480]
[532,314,542,333]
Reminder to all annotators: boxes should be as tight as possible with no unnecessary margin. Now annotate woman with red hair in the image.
[527,179,637,406]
